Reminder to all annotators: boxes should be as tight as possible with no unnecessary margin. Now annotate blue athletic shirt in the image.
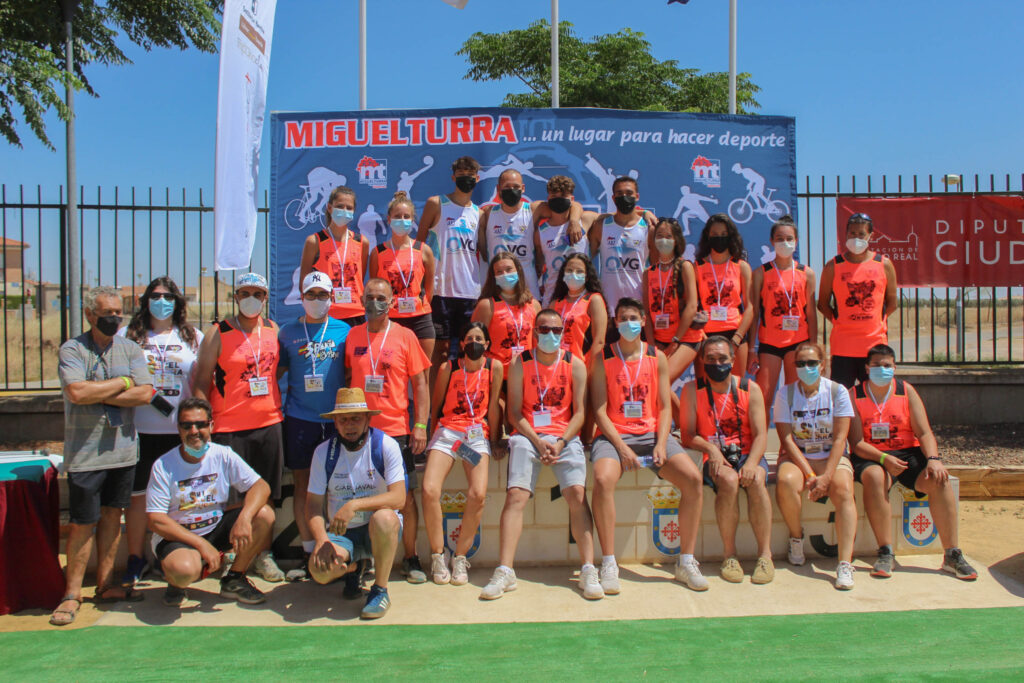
[278,317,351,423]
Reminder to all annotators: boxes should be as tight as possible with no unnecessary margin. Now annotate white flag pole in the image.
[551,0,559,108]
[359,0,367,110]
[728,0,737,114]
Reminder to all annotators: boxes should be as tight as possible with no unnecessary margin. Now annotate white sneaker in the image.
[451,555,471,586]
[431,552,450,585]
[788,537,806,566]
[252,551,285,583]
[675,557,710,591]
[480,567,517,600]
[836,561,855,591]
[580,565,605,600]
[599,562,621,595]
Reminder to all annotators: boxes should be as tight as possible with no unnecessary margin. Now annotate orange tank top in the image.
[313,229,365,319]
[695,258,744,333]
[518,349,573,436]
[209,318,282,432]
[375,240,430,318]
[439,358,493,438]
[647,262,702,344]
[853,379,920,451]
[600,342,659,435]
[552,292,598,359]
[487,298,536,365]
[691,377,753,453]
[830,254,887,357]
[758,261,809,348]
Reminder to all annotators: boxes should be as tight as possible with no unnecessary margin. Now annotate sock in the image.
[879,544,893,555]
[497,564,513,575]
[301,540,315,553]
[602,555,617,568]
[581,563,595,572]
[222,570,242,580]
[680,554,695,565]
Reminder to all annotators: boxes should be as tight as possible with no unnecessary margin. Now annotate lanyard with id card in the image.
[866,381,894,443]
[774,261,801,332]
[363,322,391,395]
[531,350,563,429]
[302,318,330,393]
[708,259,732,322]
[654,265,673,330]
[615,343,648,422]
[390,240,418,315]
[238,318,268,397]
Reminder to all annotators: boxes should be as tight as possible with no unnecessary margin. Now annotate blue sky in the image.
[2,0,1022,194]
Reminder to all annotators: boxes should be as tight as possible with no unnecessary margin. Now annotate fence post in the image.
[58,198,69,344]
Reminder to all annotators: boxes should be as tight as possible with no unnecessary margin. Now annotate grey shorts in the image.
[590,433,686,474]
[507,433,587,495]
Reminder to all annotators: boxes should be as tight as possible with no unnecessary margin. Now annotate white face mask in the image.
[238,295,264,318]
[773,240,796,257]
[846,237,869,255]
[302,298,331,320]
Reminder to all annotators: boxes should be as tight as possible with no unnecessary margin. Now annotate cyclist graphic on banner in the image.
[728,163,790,224]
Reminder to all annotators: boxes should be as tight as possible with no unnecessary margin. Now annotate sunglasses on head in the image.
[149,293,175,301]
[536,325,564,335]
[794,360,820,368]
[848,212,872,224]
[178,420,210,430]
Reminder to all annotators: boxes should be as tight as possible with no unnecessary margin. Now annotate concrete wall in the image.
[900,365,1024,424]
[0,392,64,442]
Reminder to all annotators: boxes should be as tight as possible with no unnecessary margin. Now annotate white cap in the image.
[302,271,332,294]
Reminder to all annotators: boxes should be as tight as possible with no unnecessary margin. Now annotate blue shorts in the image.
[327,515,403,563]
[431,296,477,356]
[702,453,770,493]
[282,415,337,470]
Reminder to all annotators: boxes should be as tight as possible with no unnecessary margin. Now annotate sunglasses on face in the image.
[303,292,331,301]
[149,293,175,301]
[794,360,820,368]
[536,325,564,335]
[178,421,211,430]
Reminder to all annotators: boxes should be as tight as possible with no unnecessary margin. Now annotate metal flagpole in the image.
[551,0,559,108]
[728,0,737,114]
[63,0,82,335]
[358,0,367,110]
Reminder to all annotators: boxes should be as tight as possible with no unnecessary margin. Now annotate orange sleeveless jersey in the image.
[374,240,430,318]
[486,299,536,365]
[313,229,365,319]
[439,358,494,439]
[695,258,744,333]
[758,261,809,348]
[600,343,659,435]
[517,350,574,437]
[552,292,600,359]
[209,318,282,432]
[830,254,887,357]
[647,263,702,344]
[689,377,754,453]
[853,379,920,451]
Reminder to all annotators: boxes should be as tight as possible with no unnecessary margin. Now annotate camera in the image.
[722,443,742,469]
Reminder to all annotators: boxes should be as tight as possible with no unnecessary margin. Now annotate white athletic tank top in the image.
[537,218,590,306]
[598,215,650,313]
[485,201,539,300]
[427,196,481,300]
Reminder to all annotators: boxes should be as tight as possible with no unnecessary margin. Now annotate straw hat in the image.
[320,387,381,418]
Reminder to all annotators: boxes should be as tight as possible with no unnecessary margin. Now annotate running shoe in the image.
[122,554,149,587]
[599,561,621,595]
[219,574,266,604]
[941,548,978,581]
[835,561,855,590]
[360,585,391,619]
[751,557,775,584]
[162,585,187,607]
[342,569,363,600]
[480,567,517,600]
[401,556,428,584]
[720,557,744,583]
[251,551,285,583]
[580,565,605,600]
[788,537,806,566]
[872,546,895,578]
[431,552,451,585]
[285,554,311,582]
[451,555,471,586]
[675,557,709,591]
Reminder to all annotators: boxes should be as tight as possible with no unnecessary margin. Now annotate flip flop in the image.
[94,585,145,604]
[49,596,82,626]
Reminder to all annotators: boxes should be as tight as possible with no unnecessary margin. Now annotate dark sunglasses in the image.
[303,292,331,301]
[536,325,564,335]
[794,360,820,368]
[178,420,211,430]
[149,293,176,301]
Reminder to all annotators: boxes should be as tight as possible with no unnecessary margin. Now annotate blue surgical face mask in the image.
[617,320,643,342]
[563,271,586,289]
[796,364,820,385]
[497,272,519,291]
[331,208,354,226]
[537,332,562,354]
[868,365,895,386]
[390,218,413,236]
[148,296,175,321]
[183,440,211,459]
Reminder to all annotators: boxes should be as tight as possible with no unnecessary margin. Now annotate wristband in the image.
[672,336,683,344]
[121,376,132,391]
[927,456,942,462]
[879,453,887,465]
[413,422,428,430]
[804,471,815,482]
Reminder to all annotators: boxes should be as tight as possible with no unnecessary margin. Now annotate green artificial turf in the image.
[3,607,1022,681]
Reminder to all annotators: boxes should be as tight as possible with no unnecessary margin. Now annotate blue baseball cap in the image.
[236,272,268,291]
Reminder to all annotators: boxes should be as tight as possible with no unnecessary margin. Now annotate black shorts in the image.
[830,354,868,389]
[339,314,366,327]
[134,433,182,494]
[431,296,477,355]
[393,312,437,340]
[282,415,337,471]
[850,447,928,497]
[757,340,803,359]
[212,422,284,500]
[68,465,135,524]
[390,434,417,490]
[154,507,242,561]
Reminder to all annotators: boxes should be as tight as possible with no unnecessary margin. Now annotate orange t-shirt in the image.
[345,321,430,436]
[758,261,809,348]
[689,377,754,454]
[600,343,659,435]
[695,258,744,333]
[552,292,600,359]
[374,240,431,318]
[853,379,920,451]
[830,254,888,357]
[439,358,495,439]
[647,263,702,344]
[517,350,574,437]
[313,229,365,319]
[486,298,537,365]
[209,318,282,432]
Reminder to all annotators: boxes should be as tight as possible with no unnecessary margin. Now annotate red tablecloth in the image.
[0,463,65,614]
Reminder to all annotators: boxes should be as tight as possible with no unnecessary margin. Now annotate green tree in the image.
[458,20,760,114]
[0,0,221,149]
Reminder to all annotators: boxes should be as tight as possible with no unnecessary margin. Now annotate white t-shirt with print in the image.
[307,431,405,528]
[118,326,203,435]
[146,443,261,547]
[773,377,854,458]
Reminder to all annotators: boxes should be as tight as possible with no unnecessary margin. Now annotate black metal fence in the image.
[1,176,1021,390]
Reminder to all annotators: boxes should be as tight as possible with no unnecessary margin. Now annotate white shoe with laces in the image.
[480,567,517,600]
[675,557,710,591]
[580,565,605,600]
[252,551,285,583]
[599,562,621,595]
[451,555,471,586]
[836,561,855,590]
[788,537,806,566]
[431,552,451,585]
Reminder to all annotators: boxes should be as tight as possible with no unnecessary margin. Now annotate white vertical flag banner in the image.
[215,0,278,271]
[441,0,469,8]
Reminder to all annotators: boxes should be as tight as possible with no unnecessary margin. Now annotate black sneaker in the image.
[122,554,149,587]
[162,585,187,607]
[871,546,895,578]
[285,554,311,582]
[342,568,363,599]
[401,556,427,584]
[942,548,978,581]
[219,573,266,604]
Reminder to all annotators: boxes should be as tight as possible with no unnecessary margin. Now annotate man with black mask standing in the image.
[52,286,153,625]
[478,169,545,301]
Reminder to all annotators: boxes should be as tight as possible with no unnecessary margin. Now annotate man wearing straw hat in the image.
[305,388,406,619]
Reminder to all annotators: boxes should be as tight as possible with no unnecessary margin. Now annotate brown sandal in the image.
[94,585,145,604]
[49,596,82,626]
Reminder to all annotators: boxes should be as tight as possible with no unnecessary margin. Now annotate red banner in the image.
[836,196,1024,287]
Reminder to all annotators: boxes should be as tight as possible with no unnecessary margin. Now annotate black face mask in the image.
[613,194,637,214]
[463,341,486,361]
[547,197,571,214]
[705,363,733,382]
[339,430,368,451]
[500,188,523,206]
[95,315,122,336]
[708,235,731,254]
[454,176,477,193]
